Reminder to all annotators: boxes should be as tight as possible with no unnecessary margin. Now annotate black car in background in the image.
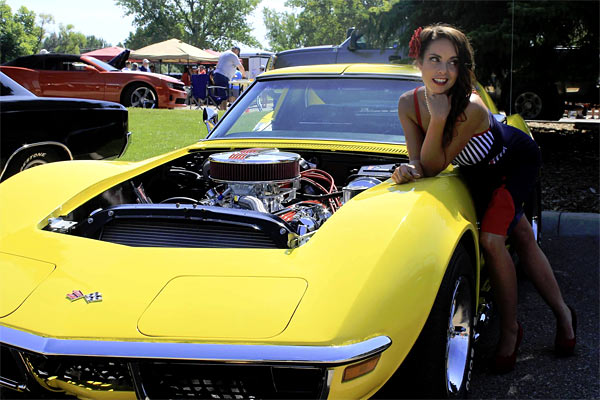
[270,28,403,69]
[0,72,130,181]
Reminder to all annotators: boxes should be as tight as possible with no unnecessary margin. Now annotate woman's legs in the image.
[511,217,574,340]
[481,216,575,358]
[480,232,520,356]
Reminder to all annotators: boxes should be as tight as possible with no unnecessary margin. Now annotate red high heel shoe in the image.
[555,305,577,357]
[493,322,523,374]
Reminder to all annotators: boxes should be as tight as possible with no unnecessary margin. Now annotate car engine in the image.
[47,148,400,249]
[201,149,332,237]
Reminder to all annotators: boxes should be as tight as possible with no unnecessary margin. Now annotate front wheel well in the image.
[120,82,158,108]
[458,229,479,279]
[1,142,72,181]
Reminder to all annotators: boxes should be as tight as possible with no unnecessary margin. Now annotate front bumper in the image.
[0,325,391,399]
[160,87,187,108]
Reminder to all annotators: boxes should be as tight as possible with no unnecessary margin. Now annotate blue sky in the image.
[5,0,289,49]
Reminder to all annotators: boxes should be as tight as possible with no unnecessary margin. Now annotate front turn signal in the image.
[342,354,380,382]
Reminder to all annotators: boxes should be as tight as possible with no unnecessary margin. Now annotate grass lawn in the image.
[118,108,211,161]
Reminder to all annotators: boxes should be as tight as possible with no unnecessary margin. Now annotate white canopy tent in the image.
[130,39,219,63]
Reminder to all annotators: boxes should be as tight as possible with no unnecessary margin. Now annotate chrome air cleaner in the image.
[208,148,301,183]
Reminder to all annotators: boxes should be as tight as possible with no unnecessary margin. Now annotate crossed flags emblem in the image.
[66,290,102,303]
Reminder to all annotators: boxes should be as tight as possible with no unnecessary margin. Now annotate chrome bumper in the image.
[0,325,391,364]
[118,131,133,158]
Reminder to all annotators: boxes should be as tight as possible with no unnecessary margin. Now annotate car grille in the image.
[137,362,328,399]
[0,345,27,391]
[0,346,328,399]
[100,219,281,248]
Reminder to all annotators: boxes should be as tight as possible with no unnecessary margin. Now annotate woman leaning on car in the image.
[392,24,576,373]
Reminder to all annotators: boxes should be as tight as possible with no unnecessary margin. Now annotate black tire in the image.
[508,87,564,120]
[122,84,157,108]
[389,244,475,399]
[3,148,62,181]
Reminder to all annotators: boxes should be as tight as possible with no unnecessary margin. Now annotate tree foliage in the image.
[0,2,41,62]
[362,0,599,86]
[42,24,87,54]
[0,1,111,61]
[83,36,111,53]
[264,0,385,52]
[116,0,261,51]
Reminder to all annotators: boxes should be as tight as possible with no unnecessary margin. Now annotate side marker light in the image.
[342,354,380,382]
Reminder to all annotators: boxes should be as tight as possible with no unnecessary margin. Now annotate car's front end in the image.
[159,77,187,108]
[83,56,187,109]
[1,64,485,399]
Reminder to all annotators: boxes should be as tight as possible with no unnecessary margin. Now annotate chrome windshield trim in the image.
[258,73,422,81]
[201,137,408,148]
[0,326,391,365]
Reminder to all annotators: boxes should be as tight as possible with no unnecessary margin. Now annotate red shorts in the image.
[481,184,522,236]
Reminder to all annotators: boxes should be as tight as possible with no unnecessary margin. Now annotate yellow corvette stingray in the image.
[0,64,537,399]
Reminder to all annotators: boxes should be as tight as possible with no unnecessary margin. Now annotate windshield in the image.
[86,56,118,71]
[208,78,421,144]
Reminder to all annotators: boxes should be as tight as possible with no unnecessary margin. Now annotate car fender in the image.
[279,170,479,352]
[506,113,532,137]
[0,141,72,181]
[0,147,188,245]
[0,67,42,95]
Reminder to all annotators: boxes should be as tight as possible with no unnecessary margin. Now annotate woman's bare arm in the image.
[393,92,426,183]
[420,92,490,176]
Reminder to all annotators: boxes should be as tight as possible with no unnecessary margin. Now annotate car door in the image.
[39,58,105,100]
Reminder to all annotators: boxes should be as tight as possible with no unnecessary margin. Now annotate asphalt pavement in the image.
[469,210,599,399]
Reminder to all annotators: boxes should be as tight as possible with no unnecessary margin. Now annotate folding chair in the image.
[190,74,210,108]
[206,71,230,109]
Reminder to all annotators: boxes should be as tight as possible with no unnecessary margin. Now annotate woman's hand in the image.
[392,162,423,184]
[425,90,452,122]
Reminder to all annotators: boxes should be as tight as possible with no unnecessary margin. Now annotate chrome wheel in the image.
[130,86,157,108]
[446,276,473,396]
[514,91,543,119]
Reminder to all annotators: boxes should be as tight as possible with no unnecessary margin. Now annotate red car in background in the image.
[0,53,186,109]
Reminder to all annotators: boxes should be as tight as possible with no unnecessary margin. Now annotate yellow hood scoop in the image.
[138,276,307,339]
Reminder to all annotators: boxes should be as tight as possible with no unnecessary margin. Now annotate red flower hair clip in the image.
[408,27,423,59]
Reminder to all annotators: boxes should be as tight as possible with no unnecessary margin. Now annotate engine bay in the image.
[46,148,406,248]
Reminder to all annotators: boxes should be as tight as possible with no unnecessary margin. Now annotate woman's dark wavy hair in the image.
[417,24,475,147]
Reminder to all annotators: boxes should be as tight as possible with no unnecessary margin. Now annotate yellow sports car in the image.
[0,64,538,399]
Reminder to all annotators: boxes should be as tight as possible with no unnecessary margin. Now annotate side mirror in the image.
[348,30,358,51]
[493,113,507,124]
[203,107,219,132]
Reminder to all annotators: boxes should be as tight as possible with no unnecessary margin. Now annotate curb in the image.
[542,211,600,238]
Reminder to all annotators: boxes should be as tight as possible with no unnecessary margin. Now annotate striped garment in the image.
[452,129,507,166]
[412,87,506,167]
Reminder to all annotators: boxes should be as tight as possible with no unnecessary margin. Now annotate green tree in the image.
[0,2,39,62]
[83,35,110,52]
[363,0,599,87]
[35,13,55,52]
[116,0,261,50]
[264,0,385,52]
[42,24,87,54]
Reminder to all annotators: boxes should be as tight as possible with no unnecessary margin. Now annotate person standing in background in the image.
[213,46,246,109]
[140,59,150,72]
